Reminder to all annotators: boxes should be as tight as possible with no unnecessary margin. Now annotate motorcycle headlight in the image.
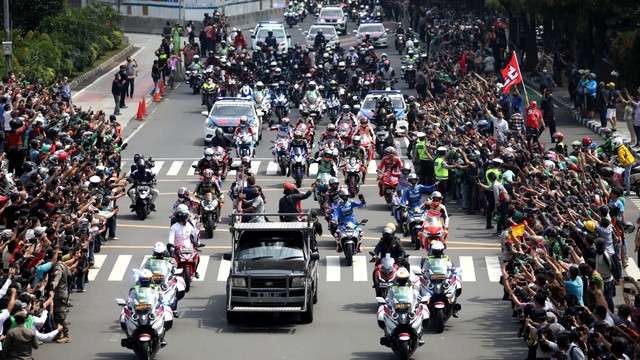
[232,277,246,287]
[291,277,305,287]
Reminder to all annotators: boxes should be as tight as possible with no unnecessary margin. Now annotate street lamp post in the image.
[2,0,12,75]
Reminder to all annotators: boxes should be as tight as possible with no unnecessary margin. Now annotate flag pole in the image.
[512,51,529,103]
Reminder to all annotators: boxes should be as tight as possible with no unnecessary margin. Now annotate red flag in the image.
[501,52,522,93]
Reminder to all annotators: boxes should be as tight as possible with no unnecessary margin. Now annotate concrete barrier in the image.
[121,7,284,34]
[70,38,139,91]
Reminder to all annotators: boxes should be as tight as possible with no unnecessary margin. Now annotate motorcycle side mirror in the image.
[115,298,127,307]
[412,268,423,276]
[375,296,386,305]
[303,31,308,35]
[360,219,369,224]
[310,252,320,261]
[192,164,198,169]
[201,111,209,116]
[223,252,232,261]
[251,35,256,39]
[420,298,429,304]
[197,243,206,248]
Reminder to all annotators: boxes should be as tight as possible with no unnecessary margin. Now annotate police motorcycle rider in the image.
[188,55,203,72]
[142,242,182,316]
[314,28,327,51]
[264,30,278,49]
[400,173,437,236]
[193,169,224,222]
[128,158,159,211]
[286,130,311,177]
[201,77,217,106]
[218,40,231,57]
[167,208,201,278]
[333,188,366,253]
[423,240,459,318]
[127,269,169,347]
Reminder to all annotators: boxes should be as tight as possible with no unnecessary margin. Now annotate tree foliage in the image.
[0,0,65,33]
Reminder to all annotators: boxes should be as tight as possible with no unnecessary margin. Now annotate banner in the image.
[501,52,523,93]
[509,222,526,238]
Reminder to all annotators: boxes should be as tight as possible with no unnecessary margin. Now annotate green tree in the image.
[0,0,65,33]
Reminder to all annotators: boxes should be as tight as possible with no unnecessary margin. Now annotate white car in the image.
[317,7,347,35]
[250,22,290,55]
[202,98,263,145]
[354,23,389,48]
[304,25,339,48]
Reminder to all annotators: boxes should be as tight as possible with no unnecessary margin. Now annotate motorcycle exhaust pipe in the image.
[453,303,462,311]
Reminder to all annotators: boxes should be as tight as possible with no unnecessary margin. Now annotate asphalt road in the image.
[40,16,639,360]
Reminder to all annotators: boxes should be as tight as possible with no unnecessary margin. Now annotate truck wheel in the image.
[227,311,241,324]
[300,297,314,324]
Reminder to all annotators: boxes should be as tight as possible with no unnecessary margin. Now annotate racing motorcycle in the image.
[343,156,363,197]
[404,205,426,250]
[337,217,368,266]
[418,255,462,333]
[290,146,308,188]
[422,210,447,253]
[132,182,153,220]
[198,191,220,238]
[376,286,428,359]
[291,84,303,108]
[116,287,173,360]
[273,138,291,176]
[212,146,230,180]
[315,173,332,209]
[337,122,353,147]
[186,69,203,94]
[235,132,253,158]
[273,91,290,125]
[370,252,404,297]
[174,243,206,292]
[326,93,341,123]
[378,170,399,209]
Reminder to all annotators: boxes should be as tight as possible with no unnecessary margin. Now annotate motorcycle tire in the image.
[300,296,314,324]
[411,228,421,250]
[294,168,303,188]
[289,22,293,28]
[138,341,151,360]
[344,243,354,266]
[206,213,214,238]
[279,161,287,176]
[433,308,446,333]
[183,268,192,293]
[207,101,213,112]
[136,202,147,221]
[398,340,411,360]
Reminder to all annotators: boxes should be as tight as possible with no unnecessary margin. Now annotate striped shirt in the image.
[509,112,524,132]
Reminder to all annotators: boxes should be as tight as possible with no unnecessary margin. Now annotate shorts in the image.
[606,108,617,119]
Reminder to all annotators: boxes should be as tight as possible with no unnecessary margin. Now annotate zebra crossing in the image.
[122,138,411,178]
[88,253,507,284]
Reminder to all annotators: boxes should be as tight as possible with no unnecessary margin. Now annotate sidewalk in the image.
[523,74,635,145]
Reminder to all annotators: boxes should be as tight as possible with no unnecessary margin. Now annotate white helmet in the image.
[153,241,167,254]
[431,240,445,254]
[176,204,189,213]
[204,148,214,157]
[612,137,624,148]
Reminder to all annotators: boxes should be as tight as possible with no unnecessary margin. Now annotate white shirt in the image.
[168,222,199,247]
[3,111,11,131]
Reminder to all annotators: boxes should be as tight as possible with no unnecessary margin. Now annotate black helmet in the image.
[22,161,36,173]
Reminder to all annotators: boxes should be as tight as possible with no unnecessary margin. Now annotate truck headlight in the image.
[291,277,305,287]
[232,277,246,287]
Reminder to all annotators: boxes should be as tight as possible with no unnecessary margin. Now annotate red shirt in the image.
[525,107,542,128]
[233,34,246,48]
[6,124,28,147]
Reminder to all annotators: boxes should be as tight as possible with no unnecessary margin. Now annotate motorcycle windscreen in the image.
[389,286,416,311]
[381,256,395,276]
[428,258,448,277]
[132,287,159,314]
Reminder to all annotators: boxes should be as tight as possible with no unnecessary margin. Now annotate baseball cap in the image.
[34,226,47,236]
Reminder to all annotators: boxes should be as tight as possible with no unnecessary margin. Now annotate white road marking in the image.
[166,161,184,176]
[485,256,502,282]
[352,255,368,281]
[367,160,377,174]
[309,163,319,176]
[139,255,151,270]
[626,259,640,281]
[88,254,107,282]
[187,161,198,176]
[108,255,133,281]
[250,161,261,175]
[151,161,165,175]
[459,256,476,282]
[403,137,410,147]
[266,161,279,175]
[193,255,210,282]
[217,259,231,282]
[326,256,341,281]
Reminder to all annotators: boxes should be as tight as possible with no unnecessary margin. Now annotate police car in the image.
[250,21,291,55]
[202,98,263,145]
[358,90,408,136]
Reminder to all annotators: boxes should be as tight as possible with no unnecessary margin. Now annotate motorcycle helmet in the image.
[407,173,418,185]
[176,209,190,222]
[193,55,200,63]
[624,221,636,234]
[153,242,167,258]
[294,130,304,141]
[215,128,224,136]
[383,60,390,68]
[308,81,317,91]
[431,191,442,205]
[138,269,154,287]
[339,187,349,201]
[360,117,369,125]
[275,67,282,76]
[431,241,445,257]
[136,158,146,171]
[582,136,592,147]
[282,117,290,126]
[552,132,564,142]
[202,169,214,180]
[327,123,336,132]
[384,146,395,157]
[176,204,189,214]
[240,115,248,126]
[342,105,351,113]
[571,140,581,148]
[204,148,214,160]
[256,81,264,90]
[177,187,190,199]
[383,226,394,241]
[323,150,333,159]
[352,135,361,147]
[407,49,415,56]
[612,137,624,148]
[241,156,251,167]
[401,163,412,174]
[396,268,410,286]
[329,177,339,189]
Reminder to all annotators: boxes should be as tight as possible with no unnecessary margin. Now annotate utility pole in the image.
[2,0,11,75]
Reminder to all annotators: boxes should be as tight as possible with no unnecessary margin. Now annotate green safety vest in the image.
[415,140,431,161]
[485,168,502,186]
[159,54,168,60]
[434,157,448,180]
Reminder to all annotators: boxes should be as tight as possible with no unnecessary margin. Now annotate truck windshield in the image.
[237,233,304,261]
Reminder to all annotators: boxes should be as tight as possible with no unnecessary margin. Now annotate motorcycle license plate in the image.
[257,292,282,298]
[430,273,446,280]
[135,303,151,311]
[152,274,164,282]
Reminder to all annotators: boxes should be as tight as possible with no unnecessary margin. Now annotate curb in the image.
[70,39,139,91]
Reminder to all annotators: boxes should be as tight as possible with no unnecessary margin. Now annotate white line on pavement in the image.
[187,161,198,176]
[88,254,107,282]
[326,256,341,282]
[626,258,640,281]
[140,255,151,270]
[250,161,261,175]
[352,255,368,282]
[485,256,502,283]
[151,161,165,175]
[367,160,377,174]
[266,161,279,175]
[459,256,476,282]
[108,255,133,281]
[166,161,184,176]
[217,259,231,282]
[193,255,211,282]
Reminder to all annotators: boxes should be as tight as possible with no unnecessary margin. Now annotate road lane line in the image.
[367,160,377,174]
[309,163,318,176]
[326,256,341,282]
[626,259,640,281]
[166,161,183,176]
[266,161,279,175]
[193,255,210,281]
[458,256,476,282]
[485,256,502,282]
[139,255,151,270]
[108,255,133,281]
[151,161,165,175]
[408,255,423,275]
[353,255,368,281]
[187,161,198,176]
[88,254,107,281]
[217,259,231,282]
[250,161,261,175]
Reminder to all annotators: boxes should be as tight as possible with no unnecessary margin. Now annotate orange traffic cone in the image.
[141,97,148,115]
[153,86,161,102]
[136,100,144,121]
[160,78,165,96]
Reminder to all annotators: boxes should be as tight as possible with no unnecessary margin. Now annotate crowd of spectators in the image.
[405,6,640,360]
